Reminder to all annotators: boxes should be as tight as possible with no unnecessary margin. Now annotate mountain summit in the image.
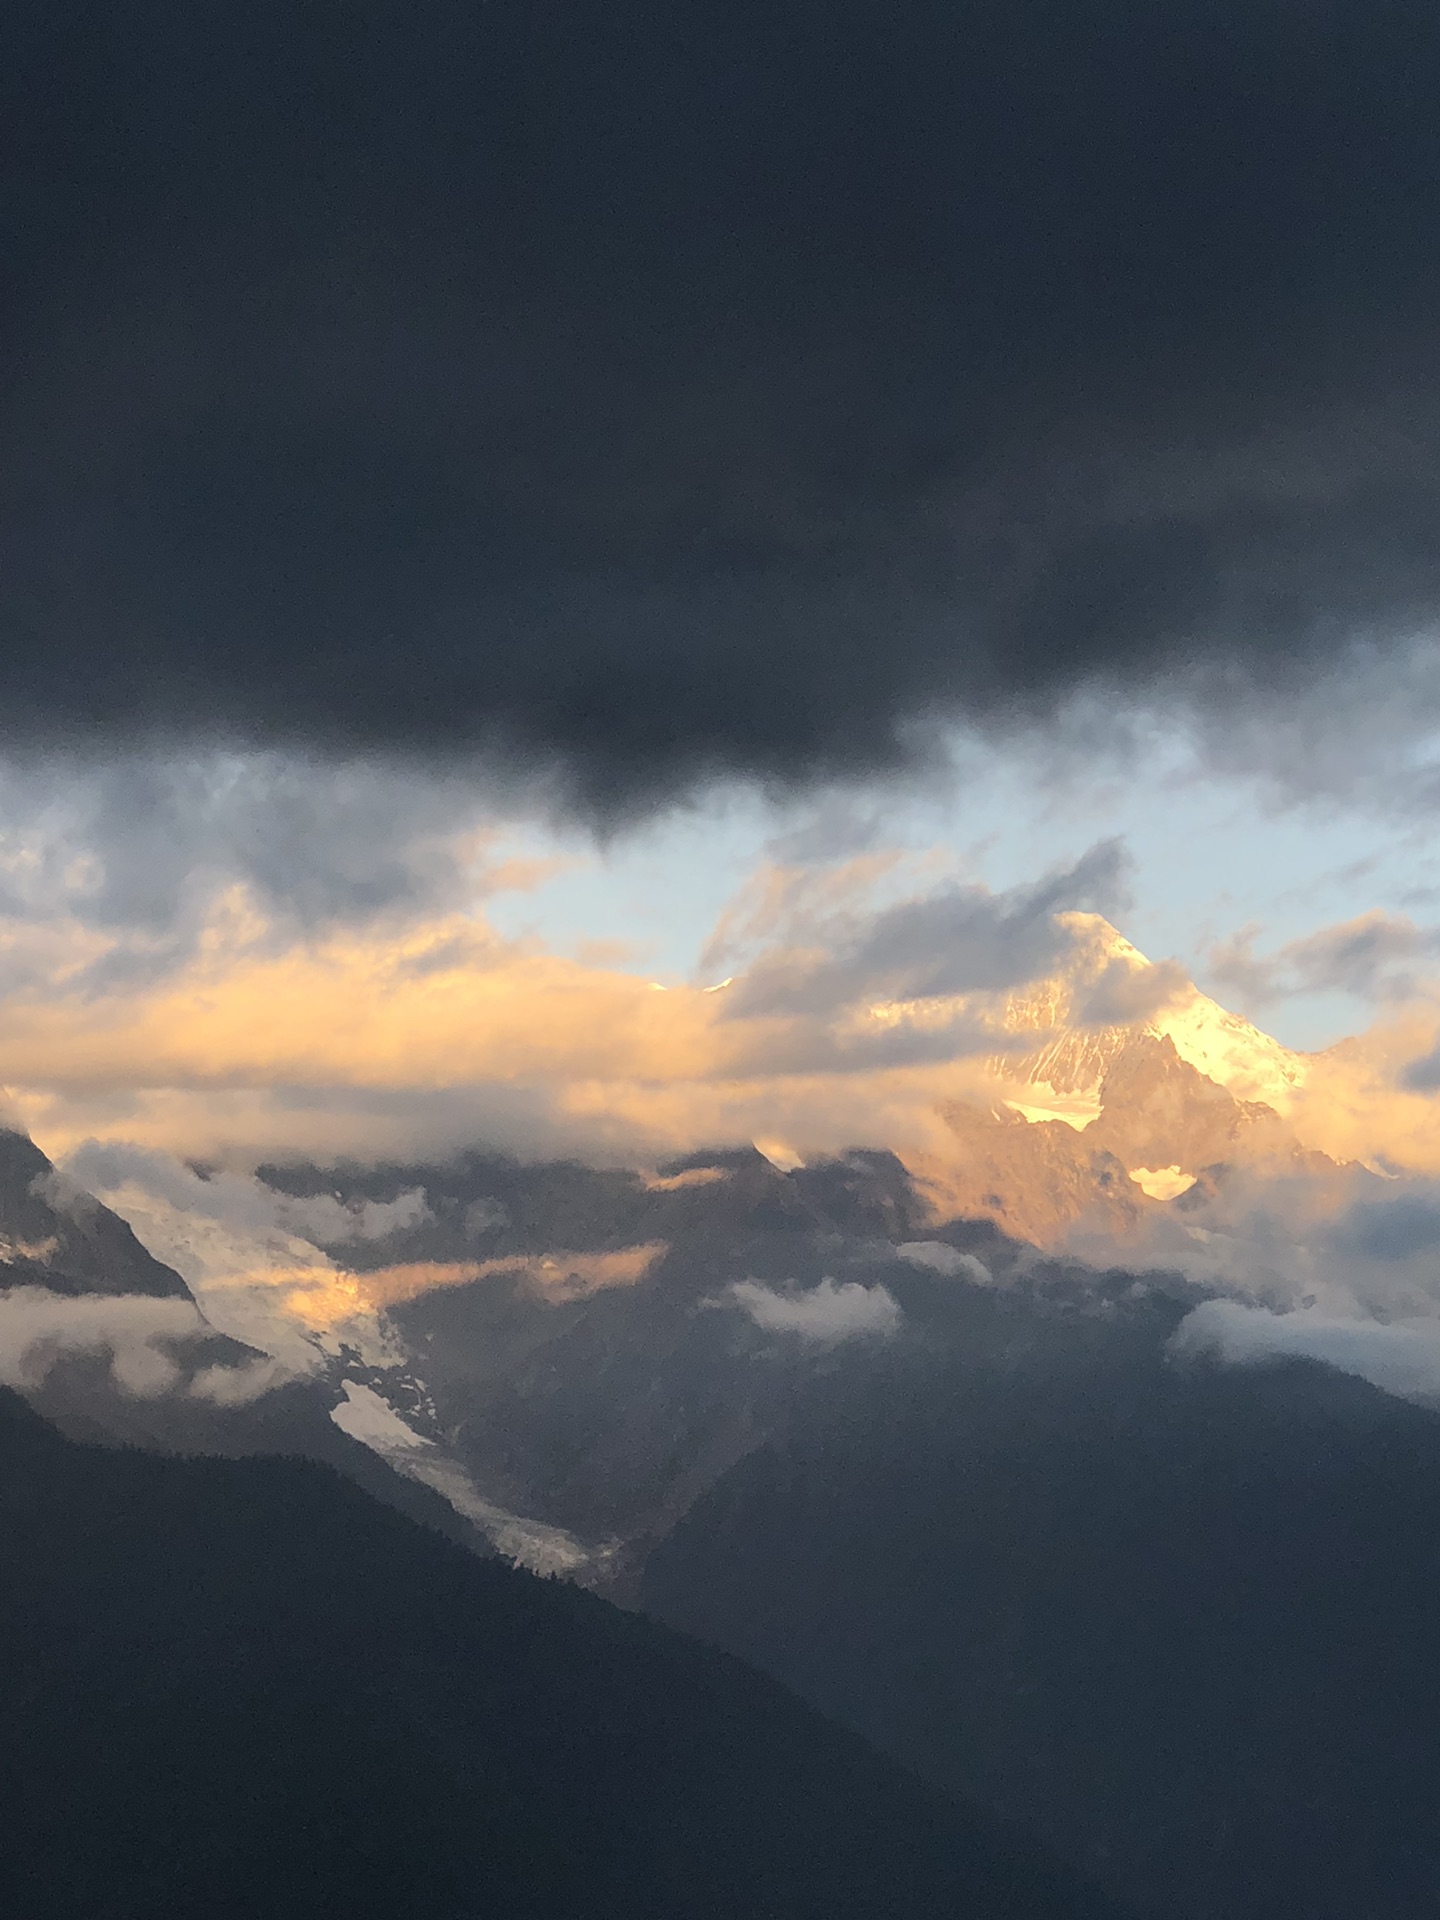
[909,916,1340,1246]
[995,914,1308,1117]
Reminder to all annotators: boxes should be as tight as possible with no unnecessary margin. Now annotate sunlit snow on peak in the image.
[999,913,1310,1115]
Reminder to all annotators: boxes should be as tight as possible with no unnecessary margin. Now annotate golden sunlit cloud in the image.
[0,873,1022,1166]
[354,1245,667,1306]
[4,865,1440,1190]
[1289,1009,1440,1175]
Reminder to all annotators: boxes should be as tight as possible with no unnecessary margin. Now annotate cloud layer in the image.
[0,1284,281,1402]
[0,843,1132,1167]
[1171,1299,1440,1404]
[9,2,1440,807]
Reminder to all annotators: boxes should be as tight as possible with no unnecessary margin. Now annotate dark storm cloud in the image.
[8,1,1440,810]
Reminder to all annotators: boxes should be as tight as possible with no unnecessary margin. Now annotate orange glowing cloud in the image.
[0,882,1020,1167]
[0,913,717,1090]
[352,1244,667,1306]
[1286,1008,1440,1175]
[10,862,1440,1190]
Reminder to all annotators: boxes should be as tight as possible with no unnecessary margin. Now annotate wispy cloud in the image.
[1209,911,1440,1010]
[894,1242,992,1283]
[725,841,1129,1019]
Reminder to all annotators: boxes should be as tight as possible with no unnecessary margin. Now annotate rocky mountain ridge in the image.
[992,914,1310,1115]
[928,1025,1344,1248]
[0,911,1388,1579]
[878,914,1355,1247]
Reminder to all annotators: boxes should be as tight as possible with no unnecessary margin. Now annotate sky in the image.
[7,0,1440,1172]
[481,734,1440,1049]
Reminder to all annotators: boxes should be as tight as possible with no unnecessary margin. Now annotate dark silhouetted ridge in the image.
[0,1389,1123,1920]
[644,1340,1440,1920]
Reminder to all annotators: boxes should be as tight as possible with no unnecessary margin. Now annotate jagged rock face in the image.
[995,913,1310,1115]
[929,1031,1342,1247]
[1085,1034,1295,1173]
[0,1129,191,1299]
[905,918,1355,1247]
[930,1101,1148,1247]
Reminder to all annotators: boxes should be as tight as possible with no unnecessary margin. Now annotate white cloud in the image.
[64,1140,430,1246]
[1170,1297,1440,1401]
[300,1187,433,1242]
[187,1354,290,1405]
[0,1283,291,1405]
[0,1285,200,1398]
[726,1275,903,1344]
[60,1142,411,1375]
[894,1240,992,1282]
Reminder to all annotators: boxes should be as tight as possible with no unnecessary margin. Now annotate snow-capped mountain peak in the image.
[995,913,1309,1124]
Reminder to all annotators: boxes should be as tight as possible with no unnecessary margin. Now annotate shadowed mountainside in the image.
[0,1126,191,1297]
[642,1332,1440,1920]
[0,1388,1125,1920]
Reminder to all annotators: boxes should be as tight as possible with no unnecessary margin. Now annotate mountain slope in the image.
[641,1330,1440,1920]
[0,1389,1124,1920]
[0,1126,501,1555]
[0,1125,192,1297]
[993,913,1309,1118]
[250,1144,942,1569]
[895,917,1356,1246]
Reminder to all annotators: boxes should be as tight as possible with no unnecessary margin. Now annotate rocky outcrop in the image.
[929,1030,1346,1247]
[0,1128,191,1298]
[928,1100,1149,1246]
